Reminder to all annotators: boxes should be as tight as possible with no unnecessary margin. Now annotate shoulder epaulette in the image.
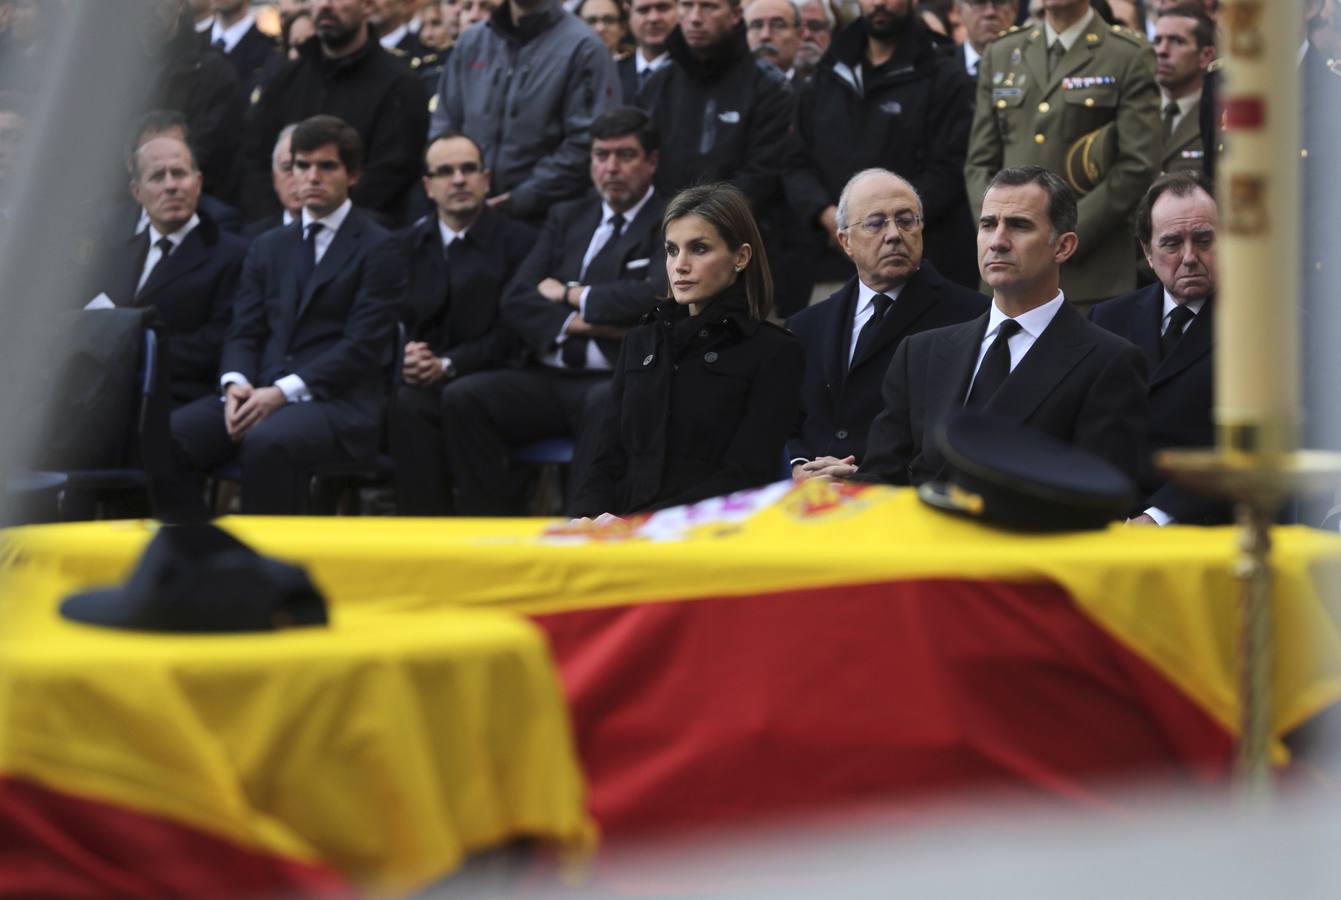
[1107,24,1148,47]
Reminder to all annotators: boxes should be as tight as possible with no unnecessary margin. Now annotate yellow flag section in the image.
[5,479,1341,759]
[0,562,593,893]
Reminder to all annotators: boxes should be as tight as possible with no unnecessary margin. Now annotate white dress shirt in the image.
[966,292,1066,398]
[221,201,352,401]
[636,50,671,76]
[380,23,410,50]
[848,278,906,367]
[138,214,200,292]
[1158,89,1202,136]
[209,12,255,53]
[1044,8,1096,53]
[962,41,982,79]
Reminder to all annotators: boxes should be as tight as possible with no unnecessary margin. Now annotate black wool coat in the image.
[571,283,805,517]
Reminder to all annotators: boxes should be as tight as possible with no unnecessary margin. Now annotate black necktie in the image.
[850,293,893,369]
[1047,40,1066,78]
[566,214,627,367]
[637,66,650,93]
[965,319,1022,409]
[213,37,226,52]
[297,222,324,291]
[138,236,174,296]
[583,212,626,280]
[1160,304,1195,359]
[1162,101,1179,144]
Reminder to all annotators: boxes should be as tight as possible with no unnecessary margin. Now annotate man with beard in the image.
[640,0,807,314]
[965,0,1161,306]
[387,132,537,514]
[744,0,803,77]
[786,0,979,289]
[1090,172,1223,524]
[791,0,833,80]
[436,107,666,515]
[241,0,428,223]
[619,0,677,102]
[429,0,618,222]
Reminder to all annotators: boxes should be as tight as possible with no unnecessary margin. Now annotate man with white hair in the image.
[787,168,987,480]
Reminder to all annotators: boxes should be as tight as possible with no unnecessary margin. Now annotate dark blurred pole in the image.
[0,1,155,505]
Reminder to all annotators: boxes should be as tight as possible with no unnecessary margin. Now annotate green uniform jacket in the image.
[1162,108,1205,174]
[965,21,1161,303]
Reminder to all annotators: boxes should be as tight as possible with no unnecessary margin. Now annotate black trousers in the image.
[388,382,455,515]
[159,395,361,517]
[438,366,609,516]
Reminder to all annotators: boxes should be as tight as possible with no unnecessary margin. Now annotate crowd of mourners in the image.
[2,0,1339,526]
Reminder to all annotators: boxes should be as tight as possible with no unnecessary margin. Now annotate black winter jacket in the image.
[571,282,805,517]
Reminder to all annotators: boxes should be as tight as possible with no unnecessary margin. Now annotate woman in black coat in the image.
[570,183,805,518]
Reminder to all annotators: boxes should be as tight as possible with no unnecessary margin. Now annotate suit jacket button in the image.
[642,354,655,366]
[836,429,849,440]
[699,329,710,338]
[703,351,719,363]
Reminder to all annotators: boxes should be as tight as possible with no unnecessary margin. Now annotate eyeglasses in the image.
[800,17,829,33]
[963,0,1015,8]
[746,16,797,32]
[427,162,482,178]
[849,212,922,235]
[583,14,623,25]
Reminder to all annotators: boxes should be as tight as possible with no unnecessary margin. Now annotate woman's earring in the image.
[734,265,743,272]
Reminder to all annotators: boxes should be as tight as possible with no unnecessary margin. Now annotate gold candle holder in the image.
[1160,443,1341,800]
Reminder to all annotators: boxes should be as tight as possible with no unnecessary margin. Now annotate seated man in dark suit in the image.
[813,165,1148,486]
[1090,171,1223,524]
[162,115,404,517]
[788,168,988,481]
[242,124,303,239]
[91,134,250,407]
[389,131,537,514]
[440,106,667,515]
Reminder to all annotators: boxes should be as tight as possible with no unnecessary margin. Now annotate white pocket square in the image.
[625,258,650,270]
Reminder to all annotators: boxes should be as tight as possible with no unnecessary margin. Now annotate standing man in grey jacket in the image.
[430,0,619,221]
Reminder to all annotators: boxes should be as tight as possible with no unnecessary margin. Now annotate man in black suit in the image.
[814,165,1148,486]
[788,168,987,480]
[94,135,250,407]
[206,0,281,94]
[439,106,667,515]
[389,131,537,514]
[163,115,404,516]
[1091,172,1223,524]
[243,124,303,239]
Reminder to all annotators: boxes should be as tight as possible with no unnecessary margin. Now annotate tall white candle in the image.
[1215,0,1301,452]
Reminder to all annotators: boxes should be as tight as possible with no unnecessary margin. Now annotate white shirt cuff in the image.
[274,374,311,403]
[1144,507,1173,526]
[556,311,577,345]
[220,372,251,392]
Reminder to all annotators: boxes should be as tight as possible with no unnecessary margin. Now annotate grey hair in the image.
[271,123,298,171]
[795,0,834,29]
[745,0,802,22]
[835,168,923,230]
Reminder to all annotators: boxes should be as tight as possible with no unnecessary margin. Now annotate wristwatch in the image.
[440,357,457,381]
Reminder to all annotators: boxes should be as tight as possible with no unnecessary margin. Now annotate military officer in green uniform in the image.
[1152,4,1216,175]
[965,0,1161,305]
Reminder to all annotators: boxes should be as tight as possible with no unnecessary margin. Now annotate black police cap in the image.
[918,410,1137,531]
[60,524,328,632]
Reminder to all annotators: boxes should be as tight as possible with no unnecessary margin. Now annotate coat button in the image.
[1038,101,1050,113]
[642,354,654,366]
[1084,97,1095,108]
[996,98,1007,109]
[704,351,719,363]
[699,329,710,338]
[1034,133,1046,144]
[836,429,849,440]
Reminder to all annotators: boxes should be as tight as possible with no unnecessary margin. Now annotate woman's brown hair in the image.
[662,182,774,320]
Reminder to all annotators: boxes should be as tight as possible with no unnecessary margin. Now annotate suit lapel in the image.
[298,211,360,321]
[137,227,210,303]
[1152,299,1212,387]
[1162,111,1201,169]
[930,313,989,423]
[1131,283,1164,367]
[987,302,1093,422]
[1023,29,1050,98]
[828,280,858,389]
[850,274,938,373]
[571,200,606,281]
